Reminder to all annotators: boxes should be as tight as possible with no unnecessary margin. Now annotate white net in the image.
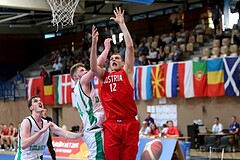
[47,0,80,31]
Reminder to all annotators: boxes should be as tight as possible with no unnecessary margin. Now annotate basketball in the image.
[141,139,163,160]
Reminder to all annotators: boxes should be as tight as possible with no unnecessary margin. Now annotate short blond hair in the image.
[70,63,85,80]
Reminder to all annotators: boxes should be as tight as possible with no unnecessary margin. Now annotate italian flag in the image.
[53,74,72,104]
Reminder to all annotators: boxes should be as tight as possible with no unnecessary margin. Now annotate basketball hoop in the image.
[47,0,80,31]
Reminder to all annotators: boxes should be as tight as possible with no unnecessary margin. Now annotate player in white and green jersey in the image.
[70,26,111,160]
[15,96,83,160]
[15,116,49,160]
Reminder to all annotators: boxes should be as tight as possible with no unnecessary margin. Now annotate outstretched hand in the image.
[104,38,112,50]
[110,7,125,24]
[92,25,99,44]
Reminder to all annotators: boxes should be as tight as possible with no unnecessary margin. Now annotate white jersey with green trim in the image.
[14,116,49,160]
[74,80,105,131]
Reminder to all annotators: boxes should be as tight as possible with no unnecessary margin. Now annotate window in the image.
[132,14,147,21]
[148,10,164,18]
[44,33,55,39]
[188,3,203,10]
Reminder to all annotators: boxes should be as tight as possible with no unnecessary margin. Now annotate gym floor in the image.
[0,149,240,160]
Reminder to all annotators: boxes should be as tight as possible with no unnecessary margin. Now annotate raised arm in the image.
[90,25,108,81]
[20,119,51,150]
[110,7,134,74]
[82,26,111,84]
[50,122,83,139]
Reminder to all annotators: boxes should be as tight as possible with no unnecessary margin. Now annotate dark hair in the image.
[28,96,40,108]
[110,53,125,62]
[214,117,219,121]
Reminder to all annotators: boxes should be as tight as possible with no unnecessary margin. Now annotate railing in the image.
[0,81,26,102]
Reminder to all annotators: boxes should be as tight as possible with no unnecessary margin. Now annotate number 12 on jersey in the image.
[110,83,117,92]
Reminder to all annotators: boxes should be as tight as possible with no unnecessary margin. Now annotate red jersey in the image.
[166,126,180,136]
[1,128,8,136]
[100,69,137,119]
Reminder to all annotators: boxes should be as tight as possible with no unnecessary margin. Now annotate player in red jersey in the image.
[90,7,139,160]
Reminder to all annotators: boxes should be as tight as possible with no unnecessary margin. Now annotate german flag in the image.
[43,77,54,105]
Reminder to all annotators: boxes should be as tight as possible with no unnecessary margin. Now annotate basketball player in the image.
[14,96,83,160]
[70,27,111,160]
[90,7,139,160]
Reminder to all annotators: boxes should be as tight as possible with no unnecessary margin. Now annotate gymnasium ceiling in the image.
[0,0,198,34]
[0,0,237,34]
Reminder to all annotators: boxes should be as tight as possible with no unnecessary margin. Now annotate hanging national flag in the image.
[43,77,54,105]
[164,62,178,97]
[207,58,225,97]
[134,66,153,100]
[193,60,207,97]
[53,74,72,104]
[71,78,77,107]
[151,64,165,98]
[26,77,44,101]
[178,61,194,98]
[223,57,240,96]
[133,66,138,100]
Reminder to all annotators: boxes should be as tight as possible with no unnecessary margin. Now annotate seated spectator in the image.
[166,120,179,137]
[173,43,184,62]
[134,54,141,66]
[15,70,24,85]
[137,41,149,56]
[162,34,173,44]
[144,112,155,126]
[228,116,239,150]
[161,123,168,136]
[7,123,18,151]
[212,117,223,133]
[0,124,10,150]
[194,19,205,34]
[158,47,166,62]
[53,59,63,71]
[50,59,63,76]
[139,121,151,137]
[148,123,160,138]
[139,54,150,66]
[40,67,49,77]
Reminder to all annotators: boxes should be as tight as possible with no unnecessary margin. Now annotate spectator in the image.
[148,123,160,138]
[144,112,155,126]
[194,19,205,35]
[235,0,240,20]
[161,123,169,136]
[134,54,141,66]
[173,43,184,62]
[137,41,149,56]
[15,70,24,85]
[53,59,63,71]
[139,54,150,66]
[168,9,178,32]
[212,117,223,133]
[166,120,179,137]
[139,121,151,137]
[8,123,18,151]
[177,8,184,31]
[50,59,63,76]
[40,67,49,77]
[212,4,222,34]
[0,124,10,150]
[228,116,239,150]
